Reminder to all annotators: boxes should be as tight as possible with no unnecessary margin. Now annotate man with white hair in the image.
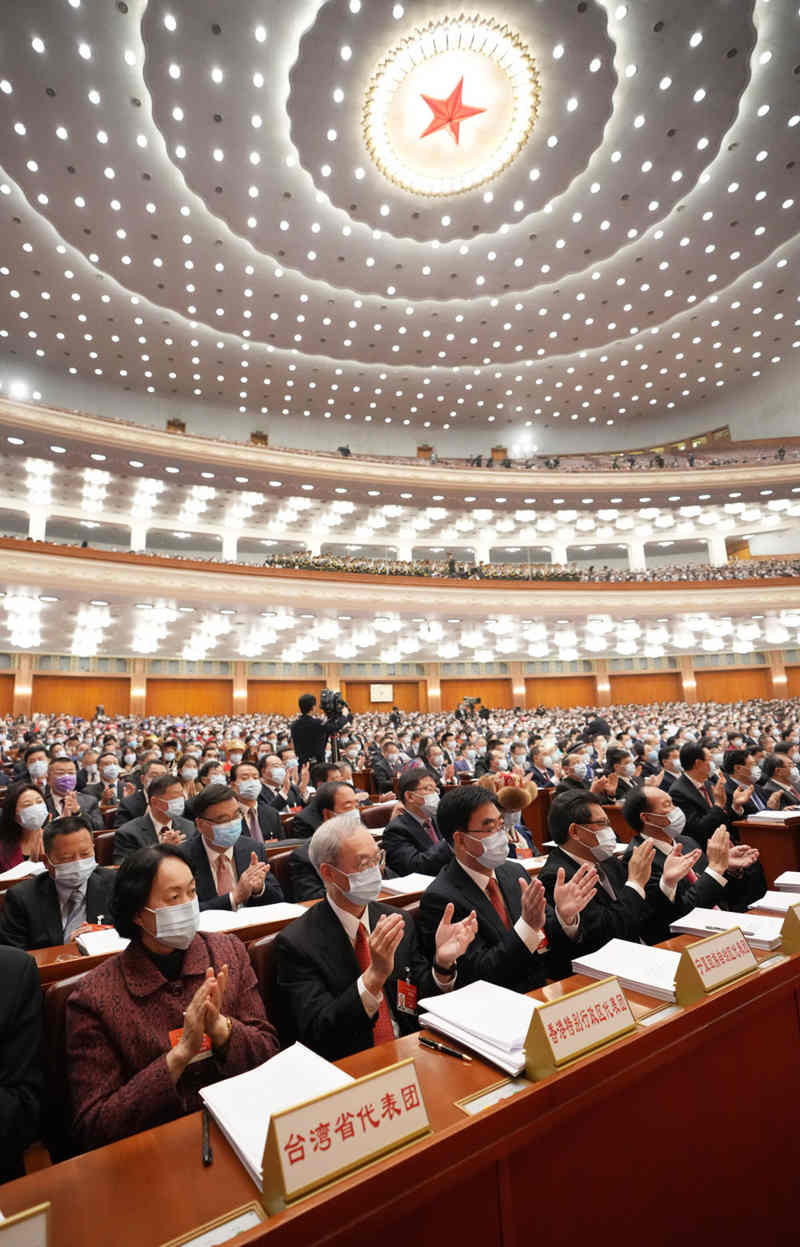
[276,812,478,1060]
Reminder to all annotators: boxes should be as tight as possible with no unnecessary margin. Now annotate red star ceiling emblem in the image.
[419,76,486,144]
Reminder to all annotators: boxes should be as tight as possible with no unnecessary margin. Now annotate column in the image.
[707,533,728,567]
[307,536,322,556]
[473,535,492,566]
[425,662,441,711]
[549,540,568,566]
[766,651,788,697]
[233,660,248,712]
[28,507,47,541]
[627,539,646,572]
[594,660,611,706]
[510,661,527,709]
[678,655,697,704]
[324,663,340,692]
[13,653,33,717]
[129,521,148,553]
[221,529,239,562]
[130,658,146,716]
[395,539,414,562]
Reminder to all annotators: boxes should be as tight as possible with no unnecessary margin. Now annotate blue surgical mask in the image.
[269,767,286,785]
[209,818,242,849]
[237,778,261,801]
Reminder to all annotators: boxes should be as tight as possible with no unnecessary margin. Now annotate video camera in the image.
[320,687,346,719]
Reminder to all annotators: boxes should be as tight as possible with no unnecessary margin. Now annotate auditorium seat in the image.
[94,831,115,866]
[267,849,294,900]
[247,934,295,1046]
[42,971,90,1163]
[361,803,396,831]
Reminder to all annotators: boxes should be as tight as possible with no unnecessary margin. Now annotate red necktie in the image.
[701,784,713,807]
[422,817,438,844]
[486,878,511,930]
[246,806,263,842]
[354,924,395,1045]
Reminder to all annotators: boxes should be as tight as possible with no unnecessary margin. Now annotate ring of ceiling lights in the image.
[361,16,541,199]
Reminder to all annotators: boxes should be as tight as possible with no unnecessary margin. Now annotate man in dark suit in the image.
[723,749,780,816]
[658,745,682,791]
[257,753,305,813]
[289,693,331,765]
[179,784,283,912]
[82,750,127,805]
[0,815,117,949]
[44,757,102,830]
[0,946,42,1182]
[112,758,168,828]
[529,746,556,789]
[383,768,452,877]
[538,790,695,958]
[288,838,325,902]
[369,739,405,793]
[757,753,800,810]
[229,761,283,841]
[670,743,751,849]
[276,815,477,1060]
[418,786,598,991]
[291,780,359,838]
[113,773,195,864]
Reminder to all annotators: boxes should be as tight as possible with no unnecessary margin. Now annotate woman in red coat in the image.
[66,843,279,1151]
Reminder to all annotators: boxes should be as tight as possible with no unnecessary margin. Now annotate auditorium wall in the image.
[247,680,325,717]
[693,668,771,703]
[31,675,131,718]
[0,673,14,715]
[440,678,513,711]
[608,673,683,704]
[340,680,426,714]
[525,676,597,708]
[786,667,800,698]
[145,678,233,717]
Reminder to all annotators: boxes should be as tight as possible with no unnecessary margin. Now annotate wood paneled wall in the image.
[32,675,131,718]
[145,679,232,717]
[440,678,513,711]
[341,681,425,714]
[247,681,325,717]
[694,668,771,703]
[525,676,597,709]
[0,674,14,716]
[608,672,683,705]
[786,667,800,698]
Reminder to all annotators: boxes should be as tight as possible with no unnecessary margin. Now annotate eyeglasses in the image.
[466,817,504,835]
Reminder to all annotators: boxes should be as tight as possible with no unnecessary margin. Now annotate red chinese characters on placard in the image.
[309,1121,331,1152]
[545,991,628,1051]
[694,938,749,977]
[284,1132,306,1166]
[283,1079,423,1168]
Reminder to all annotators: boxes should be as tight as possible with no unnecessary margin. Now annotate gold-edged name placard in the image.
[525,976,636,1082]
[674,927,758,1006]
[0,1201,50,1247]
[261,1058,429,1215]
[780,901,800,954]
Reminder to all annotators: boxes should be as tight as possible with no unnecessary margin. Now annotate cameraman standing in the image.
[290,692,351,765]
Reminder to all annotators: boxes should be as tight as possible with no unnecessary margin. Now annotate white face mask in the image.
[422,792,440,814]
[336,808,362,830]
[181,766,198,780]
[750,765,762,782]
[622,762,636,778]
[28,760,48,780]
[541,755,553,768]
[18,802,48,831]
[229,752,243,764]
[102,764,120,782]
[269,767,286,785]
[340,864,383,907]
[237,778,261,801]
[791,767,800,786]
[571,762,588,781]
[166,796,186,819]
[580,824,617,862]
[464,827,508,871]
[52,855,96,890]
[666,807,686,835]
[147,896,200,951]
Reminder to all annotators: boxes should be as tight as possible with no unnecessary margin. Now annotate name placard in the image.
[261,1058,429,1214]
[780,901,800,954]
[525,976,636,1082]
[0,1201,49,1247]
[674,927,758,1006]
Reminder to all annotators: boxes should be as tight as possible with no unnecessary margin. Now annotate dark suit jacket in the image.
[369,754,397,793]
[660,770,677,791]
[83,777,126,805]
[258,782,303,814]
[758,780,800,811]
[113,788,146,829]
[45,789,103,831]
[289,714,329,765]
[668,773,728,850]
[382,809,452,877]
[241,798,283,841]
[0,947,42,1182]
[529,765,555,789]
[276,897,439,1060]
[288,841,325,902]
[178,832,284,911]
[622,832,727,943]
[418,857,569,992]
[0,867,117,950]
[538,846,665,957]
[290,802,324,839]
[724,774,766,821]
[113,812,196,864]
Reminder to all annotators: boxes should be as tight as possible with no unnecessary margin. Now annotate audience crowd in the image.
[1,691,797,1176]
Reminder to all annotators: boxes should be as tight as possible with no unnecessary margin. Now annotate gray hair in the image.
[308,812,363,872]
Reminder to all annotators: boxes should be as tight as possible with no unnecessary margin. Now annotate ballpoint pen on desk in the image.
[202,1107,213,1166]
[419,1035,472,1062]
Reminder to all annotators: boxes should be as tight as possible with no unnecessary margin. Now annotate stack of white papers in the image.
[571,939,681,1003]
[379,873,433,896]
[0,859,47,883]
[76,929,129,956]
[197,902,306,933]
[669,907,783,951]
[200,1043,353,1189]
[543,840,628,855]
[748,890,800,916]
[774,871,800,893]
[418,980,542,1075]
[746,809,800,822]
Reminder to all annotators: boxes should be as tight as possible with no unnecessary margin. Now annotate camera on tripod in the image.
[320,688,346,719]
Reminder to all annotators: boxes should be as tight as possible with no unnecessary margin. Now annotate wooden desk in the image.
[6,937,800,1245]
[734,815,800,887]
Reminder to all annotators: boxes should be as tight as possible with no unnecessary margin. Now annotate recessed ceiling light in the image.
[50,445,66,454]
[164,466,179,474]
[90,600,108,607]
[128,460,143,468]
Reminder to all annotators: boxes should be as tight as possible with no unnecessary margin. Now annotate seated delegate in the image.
[179,782,284,910]
[0,946,43,1183]
[66,844,279,1151]
[0,779,51,873]
[0,814,117,950]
